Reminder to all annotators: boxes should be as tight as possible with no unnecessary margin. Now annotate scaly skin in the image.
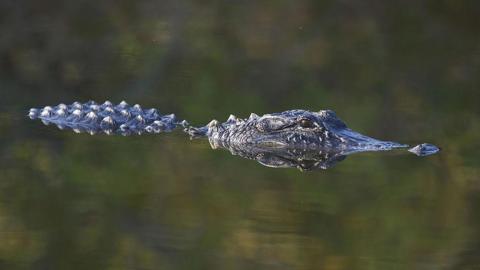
[28,101,187,135]
[188,109,408,153]
[28,101,440,169]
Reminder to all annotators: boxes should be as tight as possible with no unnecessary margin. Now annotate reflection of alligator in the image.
[28,101,439,170]
[214,144,349,170]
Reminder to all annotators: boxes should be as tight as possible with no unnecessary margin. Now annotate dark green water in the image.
[1,1,480,269]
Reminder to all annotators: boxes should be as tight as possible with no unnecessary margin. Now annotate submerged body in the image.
[28,101,439,169]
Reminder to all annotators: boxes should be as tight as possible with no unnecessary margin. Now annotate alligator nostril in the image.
[408,143,440,156]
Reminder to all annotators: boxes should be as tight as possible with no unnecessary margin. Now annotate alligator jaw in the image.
[249,127,408,152]
[333,128,409,152]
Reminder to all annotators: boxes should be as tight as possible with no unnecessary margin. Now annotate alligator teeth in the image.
[119,124,128,131]
[119,101,128,107]
[73,129,81,134]
[43,106,53,111]
[249,113,259,120]
[90,104,100,111]
[58,103,67,110]
[133,104,142,111]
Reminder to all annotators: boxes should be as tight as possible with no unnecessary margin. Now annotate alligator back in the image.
[28,101,187,135]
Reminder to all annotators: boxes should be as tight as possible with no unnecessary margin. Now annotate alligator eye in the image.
[299,118,315,128]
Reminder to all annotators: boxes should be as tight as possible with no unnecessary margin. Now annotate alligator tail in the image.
[28,101,189,135]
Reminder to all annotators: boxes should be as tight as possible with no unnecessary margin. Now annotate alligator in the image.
[28,101,440,170]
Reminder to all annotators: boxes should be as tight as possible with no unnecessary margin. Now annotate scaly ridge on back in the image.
[28,101,188,135]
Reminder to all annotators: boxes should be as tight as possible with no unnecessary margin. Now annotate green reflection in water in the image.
[1,0,480,269]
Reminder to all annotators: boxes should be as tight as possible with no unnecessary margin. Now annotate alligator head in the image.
[201,109,408,153]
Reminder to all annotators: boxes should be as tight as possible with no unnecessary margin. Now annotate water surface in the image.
[1,1,480,269]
